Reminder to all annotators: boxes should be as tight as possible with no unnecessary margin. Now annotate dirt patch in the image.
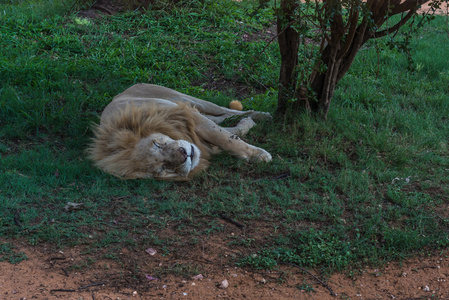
[420,1,449,14]
[1,240,449,299]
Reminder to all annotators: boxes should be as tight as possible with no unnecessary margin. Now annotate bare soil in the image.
[1,237,449,300]
[420,1,449,14]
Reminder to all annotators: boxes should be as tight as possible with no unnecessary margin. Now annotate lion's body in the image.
[88,84,272,180]
[89,103,213,180]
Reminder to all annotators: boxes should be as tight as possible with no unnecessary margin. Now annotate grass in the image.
[1,0,449,281]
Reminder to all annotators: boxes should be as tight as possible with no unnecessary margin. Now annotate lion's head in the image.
[132,133,201,178]
[88,103,212,180]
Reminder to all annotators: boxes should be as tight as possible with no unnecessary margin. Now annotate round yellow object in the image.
[229,100,243,111]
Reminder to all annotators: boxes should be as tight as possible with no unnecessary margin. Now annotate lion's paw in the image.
[248,147,272,163]
[237,117,256,128]
[247,111,272,122]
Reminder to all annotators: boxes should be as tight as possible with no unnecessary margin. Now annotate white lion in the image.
[88,83,272,180]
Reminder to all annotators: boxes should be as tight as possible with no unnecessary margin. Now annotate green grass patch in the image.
[0,242,27,264]
[0,0,449,277]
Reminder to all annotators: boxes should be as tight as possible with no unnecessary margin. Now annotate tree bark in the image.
[275,0,301,116]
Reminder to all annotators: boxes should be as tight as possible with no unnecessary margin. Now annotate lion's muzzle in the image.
[174,141,200,177]
[179,145,195,160]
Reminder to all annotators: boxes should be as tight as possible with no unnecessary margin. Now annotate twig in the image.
[50,257,67,261]
[91,2,114,15]
[79,282,106,290]
[253,171,291,182]
[48,256,67,266]
[218,213,245,229]
[195,256,214,264]
[271,171,291,180]
[202,239,205,258]
[13,210,21,227]
[416,266,440,270]
[92,291,96,300]
[112,195,130,201]
[61,267,69,277]
[50,289,76,293]
[279,261,336,296]
[253,18,300,64]
[250,269,279,281]
[13,170,30,178]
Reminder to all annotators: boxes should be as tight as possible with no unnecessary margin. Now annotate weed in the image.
[0,242,27,264]
[228,237,255,247]
[297,281,315,292]
[239,253,278,270]
[160,262,202,278]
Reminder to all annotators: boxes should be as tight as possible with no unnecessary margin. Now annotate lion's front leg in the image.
[194,114,272,162]
[222,117,256,137]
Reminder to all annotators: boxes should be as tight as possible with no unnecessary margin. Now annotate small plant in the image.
[0,242,27,264]
[228,237,255,246]
[239,253,278,270]
[297,281,315,292]
[167,263,202,278]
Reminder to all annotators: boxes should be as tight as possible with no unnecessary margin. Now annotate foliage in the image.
[0,0,278,138]
[275,0,446,118]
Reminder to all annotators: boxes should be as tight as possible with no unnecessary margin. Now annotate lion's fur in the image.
[88,103,214,179]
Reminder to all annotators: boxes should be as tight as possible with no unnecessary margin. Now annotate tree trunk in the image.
[275,0,301,116]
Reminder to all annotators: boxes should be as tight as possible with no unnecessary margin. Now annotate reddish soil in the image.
[420,2,449,14]
[1,240,449,299]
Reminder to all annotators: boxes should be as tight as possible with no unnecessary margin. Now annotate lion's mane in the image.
[88,103,213,179]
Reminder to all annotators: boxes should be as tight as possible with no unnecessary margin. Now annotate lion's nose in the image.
[179,147,187,160]
[190,145,195,158]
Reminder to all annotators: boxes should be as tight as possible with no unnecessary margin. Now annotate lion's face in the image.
[133,133,201,179]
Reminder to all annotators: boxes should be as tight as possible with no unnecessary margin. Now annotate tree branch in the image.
[337,13,370,83]
[337,7,359,60]
[390,0,431,15]
[374,8,417,38]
